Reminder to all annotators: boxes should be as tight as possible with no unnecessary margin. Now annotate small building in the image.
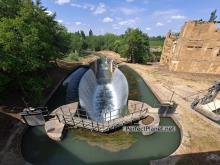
[160,21,220,74]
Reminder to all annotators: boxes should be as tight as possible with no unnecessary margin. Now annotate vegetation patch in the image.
[72,128,137,152]
[63,51,81,62]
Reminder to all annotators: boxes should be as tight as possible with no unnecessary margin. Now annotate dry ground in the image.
[126,63,220,165]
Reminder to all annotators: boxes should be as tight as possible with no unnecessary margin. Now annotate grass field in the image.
[149,39,164,47]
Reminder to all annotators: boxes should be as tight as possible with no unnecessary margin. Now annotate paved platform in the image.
[196,99,220,121]
[45,118,64,141]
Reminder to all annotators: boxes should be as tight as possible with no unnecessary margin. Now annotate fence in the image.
[54,103,148,132]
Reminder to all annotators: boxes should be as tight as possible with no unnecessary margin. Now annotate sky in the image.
[41,0,220,36]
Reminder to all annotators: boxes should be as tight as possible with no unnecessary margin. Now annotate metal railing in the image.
[54,102,148,132]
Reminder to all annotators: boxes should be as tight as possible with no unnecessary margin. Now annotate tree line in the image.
[68,28,152,63]
[0,0,159,105]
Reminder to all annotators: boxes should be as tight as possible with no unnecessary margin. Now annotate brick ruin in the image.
[160,21,220,74]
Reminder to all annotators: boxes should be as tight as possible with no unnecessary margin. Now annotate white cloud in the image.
[145,27,151,31]
[75,21,82,26]
[71,3,95,11]
[103,17,114,23]
[83,4,95,11]
[55,0,70,5]
[45,10,53,15]
[119,20,133,26]
[153,9,186,24]
[112,18,139,30]
[112,24,121,30]
[153,9,179,17]
[153,9,186,21]
[57,19,63,23]
[118,18,138,26]
[170,15,186,20]
[70,3,82,8]
[119,7,142,15]
[156,22,164,27]
[93,3,106,15]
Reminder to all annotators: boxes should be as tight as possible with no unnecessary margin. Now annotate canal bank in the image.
[127,63,220,164]
[0,112,28,165]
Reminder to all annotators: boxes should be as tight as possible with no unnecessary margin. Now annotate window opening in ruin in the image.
[217,49,220,56]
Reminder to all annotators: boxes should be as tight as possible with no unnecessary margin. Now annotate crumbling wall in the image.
[160,21,220,74]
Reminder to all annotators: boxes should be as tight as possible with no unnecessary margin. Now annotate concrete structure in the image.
[45,119,64,141]
[160,21,220,74]
[79,57,129,122]
[195,99,220,121]
[139,114,160,136]
[45,102,78,141]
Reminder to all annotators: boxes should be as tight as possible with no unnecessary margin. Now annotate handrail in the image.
[54,105,148,132]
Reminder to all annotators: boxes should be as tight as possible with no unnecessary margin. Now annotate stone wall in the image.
[160,21,220,74]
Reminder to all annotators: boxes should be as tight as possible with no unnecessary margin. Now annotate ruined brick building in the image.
[160,21,220,74]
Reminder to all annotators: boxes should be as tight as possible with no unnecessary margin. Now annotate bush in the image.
[0,74,10,95]
[63,51,81,61]
[21,76,52,104]
[0,0,71,105]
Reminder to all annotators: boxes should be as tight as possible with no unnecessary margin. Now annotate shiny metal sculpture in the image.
[79,57,129,122]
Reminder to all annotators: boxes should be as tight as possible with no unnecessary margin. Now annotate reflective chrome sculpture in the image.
[79,57,129,122]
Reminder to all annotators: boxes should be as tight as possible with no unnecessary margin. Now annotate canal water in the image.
[119,65,160,108]
[21,65,181,165]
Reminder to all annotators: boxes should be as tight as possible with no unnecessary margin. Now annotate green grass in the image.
[63,52,81,62]
[63,50,96,62]
[80,50,95,57]
[149,40,164,47]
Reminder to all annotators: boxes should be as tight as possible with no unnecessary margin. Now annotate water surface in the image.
[22,65,181,165]
[22,118,180,165]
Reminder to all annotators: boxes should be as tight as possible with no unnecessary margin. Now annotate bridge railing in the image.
[54,102,148,132]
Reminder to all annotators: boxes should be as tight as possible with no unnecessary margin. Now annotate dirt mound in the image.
[97,50,126,63]
[80,54,98,64]
[57,50,125,70]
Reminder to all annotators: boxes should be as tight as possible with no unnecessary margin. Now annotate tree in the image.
[0,0,21,18]
[89,29,93,37]
[113,38,128,58]
[123,28,151,63]
[70,32,83,52]
[209,9,217,22]
[0,0,71,103]
[80,30,86,39]
[101,33,119,50]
